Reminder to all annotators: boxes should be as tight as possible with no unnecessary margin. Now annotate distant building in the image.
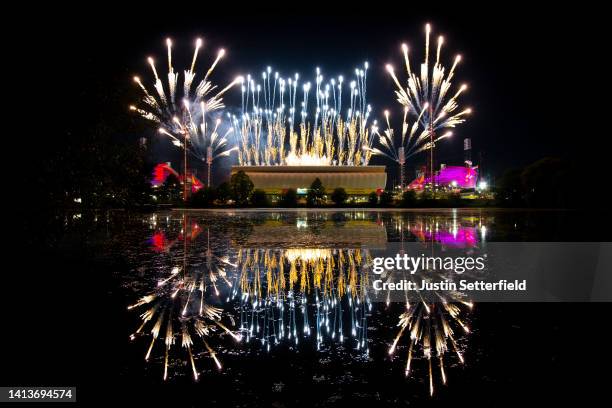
[151,162,204,195]
[408,165,478,190]
[230,165,387,197]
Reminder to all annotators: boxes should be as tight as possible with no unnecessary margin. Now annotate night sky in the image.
[37,5,598,186]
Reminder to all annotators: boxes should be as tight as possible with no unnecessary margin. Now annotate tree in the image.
[448,192,462,207]
[521,157,572,208]
[216,182,232,204]
[307,178,326,206]
[494,157,580,208]
[419,189,434,207]
[158,173,183,205]
[250,189,269,207]
[331,187,348,206]
[368,192,378,206]
[380,190,394,207]
[279,188,298,207]
[400,190,417,207]
[496,168,523,206]
[189,186,217,207]
[31,69,157,211]
[230,170,254,206]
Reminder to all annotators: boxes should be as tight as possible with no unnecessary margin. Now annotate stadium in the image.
[230,165,387,199]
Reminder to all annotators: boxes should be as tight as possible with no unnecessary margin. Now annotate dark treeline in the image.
[495,157,587,209]
[30,71,154,212]
[183,172,492,209]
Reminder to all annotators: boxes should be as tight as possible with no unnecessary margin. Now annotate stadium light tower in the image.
[206,146,213,188]
[464,138,472,167]
[184,131,188,201]
[172,117,190,201]
[427,104,436,195]
[398,146,406,189]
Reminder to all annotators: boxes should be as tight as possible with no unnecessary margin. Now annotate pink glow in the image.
[409,166,478,189]
[411,225,478,248]
[151,162,204,193]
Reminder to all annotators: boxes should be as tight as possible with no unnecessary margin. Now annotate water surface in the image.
[21,209,606,406]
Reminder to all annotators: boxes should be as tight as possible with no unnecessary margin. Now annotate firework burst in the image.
[129,217,240,380]
[388,298,472,396]
[128,268,240,380]
[384,212,485,396]
[366,107,451,187]
[380,24,472,186]
[130,38,242,170]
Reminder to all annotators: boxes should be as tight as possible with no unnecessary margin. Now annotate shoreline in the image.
[170,207,581,213]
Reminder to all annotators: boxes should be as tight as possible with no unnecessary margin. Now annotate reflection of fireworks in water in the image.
[130,38,242,163]
[374,24,471,172]
[385,213,480,396]
[133,212,481,392]
[230,248,371,352]
[388,299,472,396]
[129,221,240,380]
[232,64,375,166]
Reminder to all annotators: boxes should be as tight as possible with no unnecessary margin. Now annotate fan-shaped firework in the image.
[129,218,240,381]
[369,107,451,165]
[384,212,485,396]
[388,299,472,396]
[128,266,241,380]
[231,64,374,166]
[130,38,242,166]
[381,24,472,185]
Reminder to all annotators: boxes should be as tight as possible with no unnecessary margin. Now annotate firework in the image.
[130,216,240,380]
[367,107,451,187]
[128,270,238,380]
[380,24,471,187]
[231,63,374,166]
[130,38,242,182]
[387,297,472,396]
[384,212,487,396]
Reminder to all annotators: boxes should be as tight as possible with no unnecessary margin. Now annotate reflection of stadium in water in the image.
[127,210,488,394]
[231,247,372,353]
[235,211,388,248]
[227,212,388,352]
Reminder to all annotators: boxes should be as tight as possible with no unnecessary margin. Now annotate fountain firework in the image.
[231,64,375,166]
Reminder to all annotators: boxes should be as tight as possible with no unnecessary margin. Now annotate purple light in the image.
[411,225,478,248]
[409,166,478,189]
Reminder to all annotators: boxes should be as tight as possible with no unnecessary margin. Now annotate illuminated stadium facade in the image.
[408,165,479,190]
[231,165,387,196]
